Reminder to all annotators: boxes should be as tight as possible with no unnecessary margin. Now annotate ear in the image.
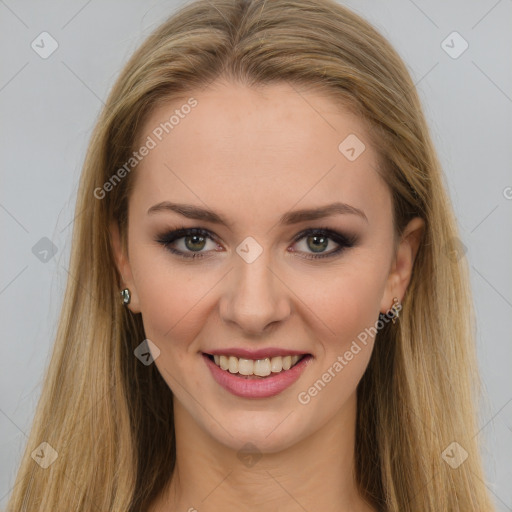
[109,220,141,314]
[380,217,424,314]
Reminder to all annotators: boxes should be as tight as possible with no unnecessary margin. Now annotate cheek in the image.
[130,245,222,354]
[130,245,192,339]
[297,267,383,411]
[296,259,386,348]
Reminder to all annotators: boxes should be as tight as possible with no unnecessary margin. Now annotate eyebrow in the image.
[147,201,368,226]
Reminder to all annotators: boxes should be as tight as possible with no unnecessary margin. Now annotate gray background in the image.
[1,0,511,509]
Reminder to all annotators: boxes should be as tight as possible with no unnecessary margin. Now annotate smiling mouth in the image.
[203,353,309,379]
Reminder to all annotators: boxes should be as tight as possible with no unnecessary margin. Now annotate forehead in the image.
[130,81,390,228]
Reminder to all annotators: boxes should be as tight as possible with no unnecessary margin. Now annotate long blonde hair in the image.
[6,1,495,510]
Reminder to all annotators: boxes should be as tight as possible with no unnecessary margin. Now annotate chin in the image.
[202,406,313,455]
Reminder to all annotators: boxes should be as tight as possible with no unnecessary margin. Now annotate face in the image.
[111,80,422,454]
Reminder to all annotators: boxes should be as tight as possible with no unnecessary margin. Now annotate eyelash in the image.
[155,226,358,261]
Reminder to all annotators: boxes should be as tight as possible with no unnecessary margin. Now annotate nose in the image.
[219,247,291,336]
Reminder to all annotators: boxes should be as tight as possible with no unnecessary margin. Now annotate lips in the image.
[203,352,313,398]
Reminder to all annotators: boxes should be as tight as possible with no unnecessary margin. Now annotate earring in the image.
[120,288,131,306]
[391,296,401,324]
[378,297,402,324]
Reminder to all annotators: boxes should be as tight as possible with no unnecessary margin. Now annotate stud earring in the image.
[120,288,131,306]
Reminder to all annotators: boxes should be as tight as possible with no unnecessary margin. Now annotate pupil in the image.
[308,235,327,253]
[186,235,205,251]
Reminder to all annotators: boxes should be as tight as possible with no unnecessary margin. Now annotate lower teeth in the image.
[237,373,271,379]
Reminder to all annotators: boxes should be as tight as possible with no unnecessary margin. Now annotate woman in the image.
[7,0,495,510]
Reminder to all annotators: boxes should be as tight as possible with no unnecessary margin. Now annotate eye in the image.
[289,227,358,260]
[155,227,219,259]
[155,226,358,260]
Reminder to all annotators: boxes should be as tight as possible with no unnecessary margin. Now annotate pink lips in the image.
[203,353,313,399]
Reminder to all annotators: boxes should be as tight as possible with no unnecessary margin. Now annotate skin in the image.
[110,80,424,512]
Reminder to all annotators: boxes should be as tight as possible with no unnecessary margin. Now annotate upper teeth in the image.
[212,354,303,376]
